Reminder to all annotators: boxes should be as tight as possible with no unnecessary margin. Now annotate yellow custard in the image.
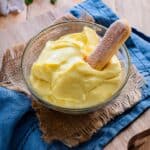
[30,27,122,108]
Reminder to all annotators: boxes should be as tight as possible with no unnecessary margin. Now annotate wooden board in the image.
[0,1,150,150]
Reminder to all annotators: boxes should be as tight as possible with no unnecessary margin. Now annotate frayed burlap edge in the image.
[0,13,144,147]
[32,64,144,147]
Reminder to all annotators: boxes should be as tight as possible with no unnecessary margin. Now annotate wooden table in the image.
[0,0,149,149]
[0,0,150,35]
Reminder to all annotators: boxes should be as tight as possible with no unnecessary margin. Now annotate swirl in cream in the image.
[30,27,122,108]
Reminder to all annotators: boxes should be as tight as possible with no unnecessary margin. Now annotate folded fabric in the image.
[0,0,150,150]
[0,0,24,16]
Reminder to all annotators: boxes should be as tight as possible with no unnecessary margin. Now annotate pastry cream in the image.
[30,27,122,108]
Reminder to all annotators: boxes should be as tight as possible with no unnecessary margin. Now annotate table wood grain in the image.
[0,0,150,35]
[0,1,149,150]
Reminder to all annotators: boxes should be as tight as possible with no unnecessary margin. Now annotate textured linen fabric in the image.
[0,0,150,149]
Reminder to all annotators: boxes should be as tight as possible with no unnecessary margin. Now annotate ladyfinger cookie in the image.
[87,19,131,70]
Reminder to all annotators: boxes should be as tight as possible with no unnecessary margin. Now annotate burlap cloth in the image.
[0,14,144,147]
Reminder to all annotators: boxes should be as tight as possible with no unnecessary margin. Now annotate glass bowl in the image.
[21,21,131,114]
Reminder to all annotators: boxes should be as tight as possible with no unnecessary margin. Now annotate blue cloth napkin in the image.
[0,0,150,150]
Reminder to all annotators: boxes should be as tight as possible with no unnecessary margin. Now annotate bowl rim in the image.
[21,20,131,114]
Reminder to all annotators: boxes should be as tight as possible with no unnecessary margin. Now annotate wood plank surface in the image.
[0,0,78,29]
[0,0,150,35]
[27,0,76,19]
[0,4,27,30]
[104,110,150,150]
[0,1,150,150]
[0,11,56,62]
[115,0,150,35]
